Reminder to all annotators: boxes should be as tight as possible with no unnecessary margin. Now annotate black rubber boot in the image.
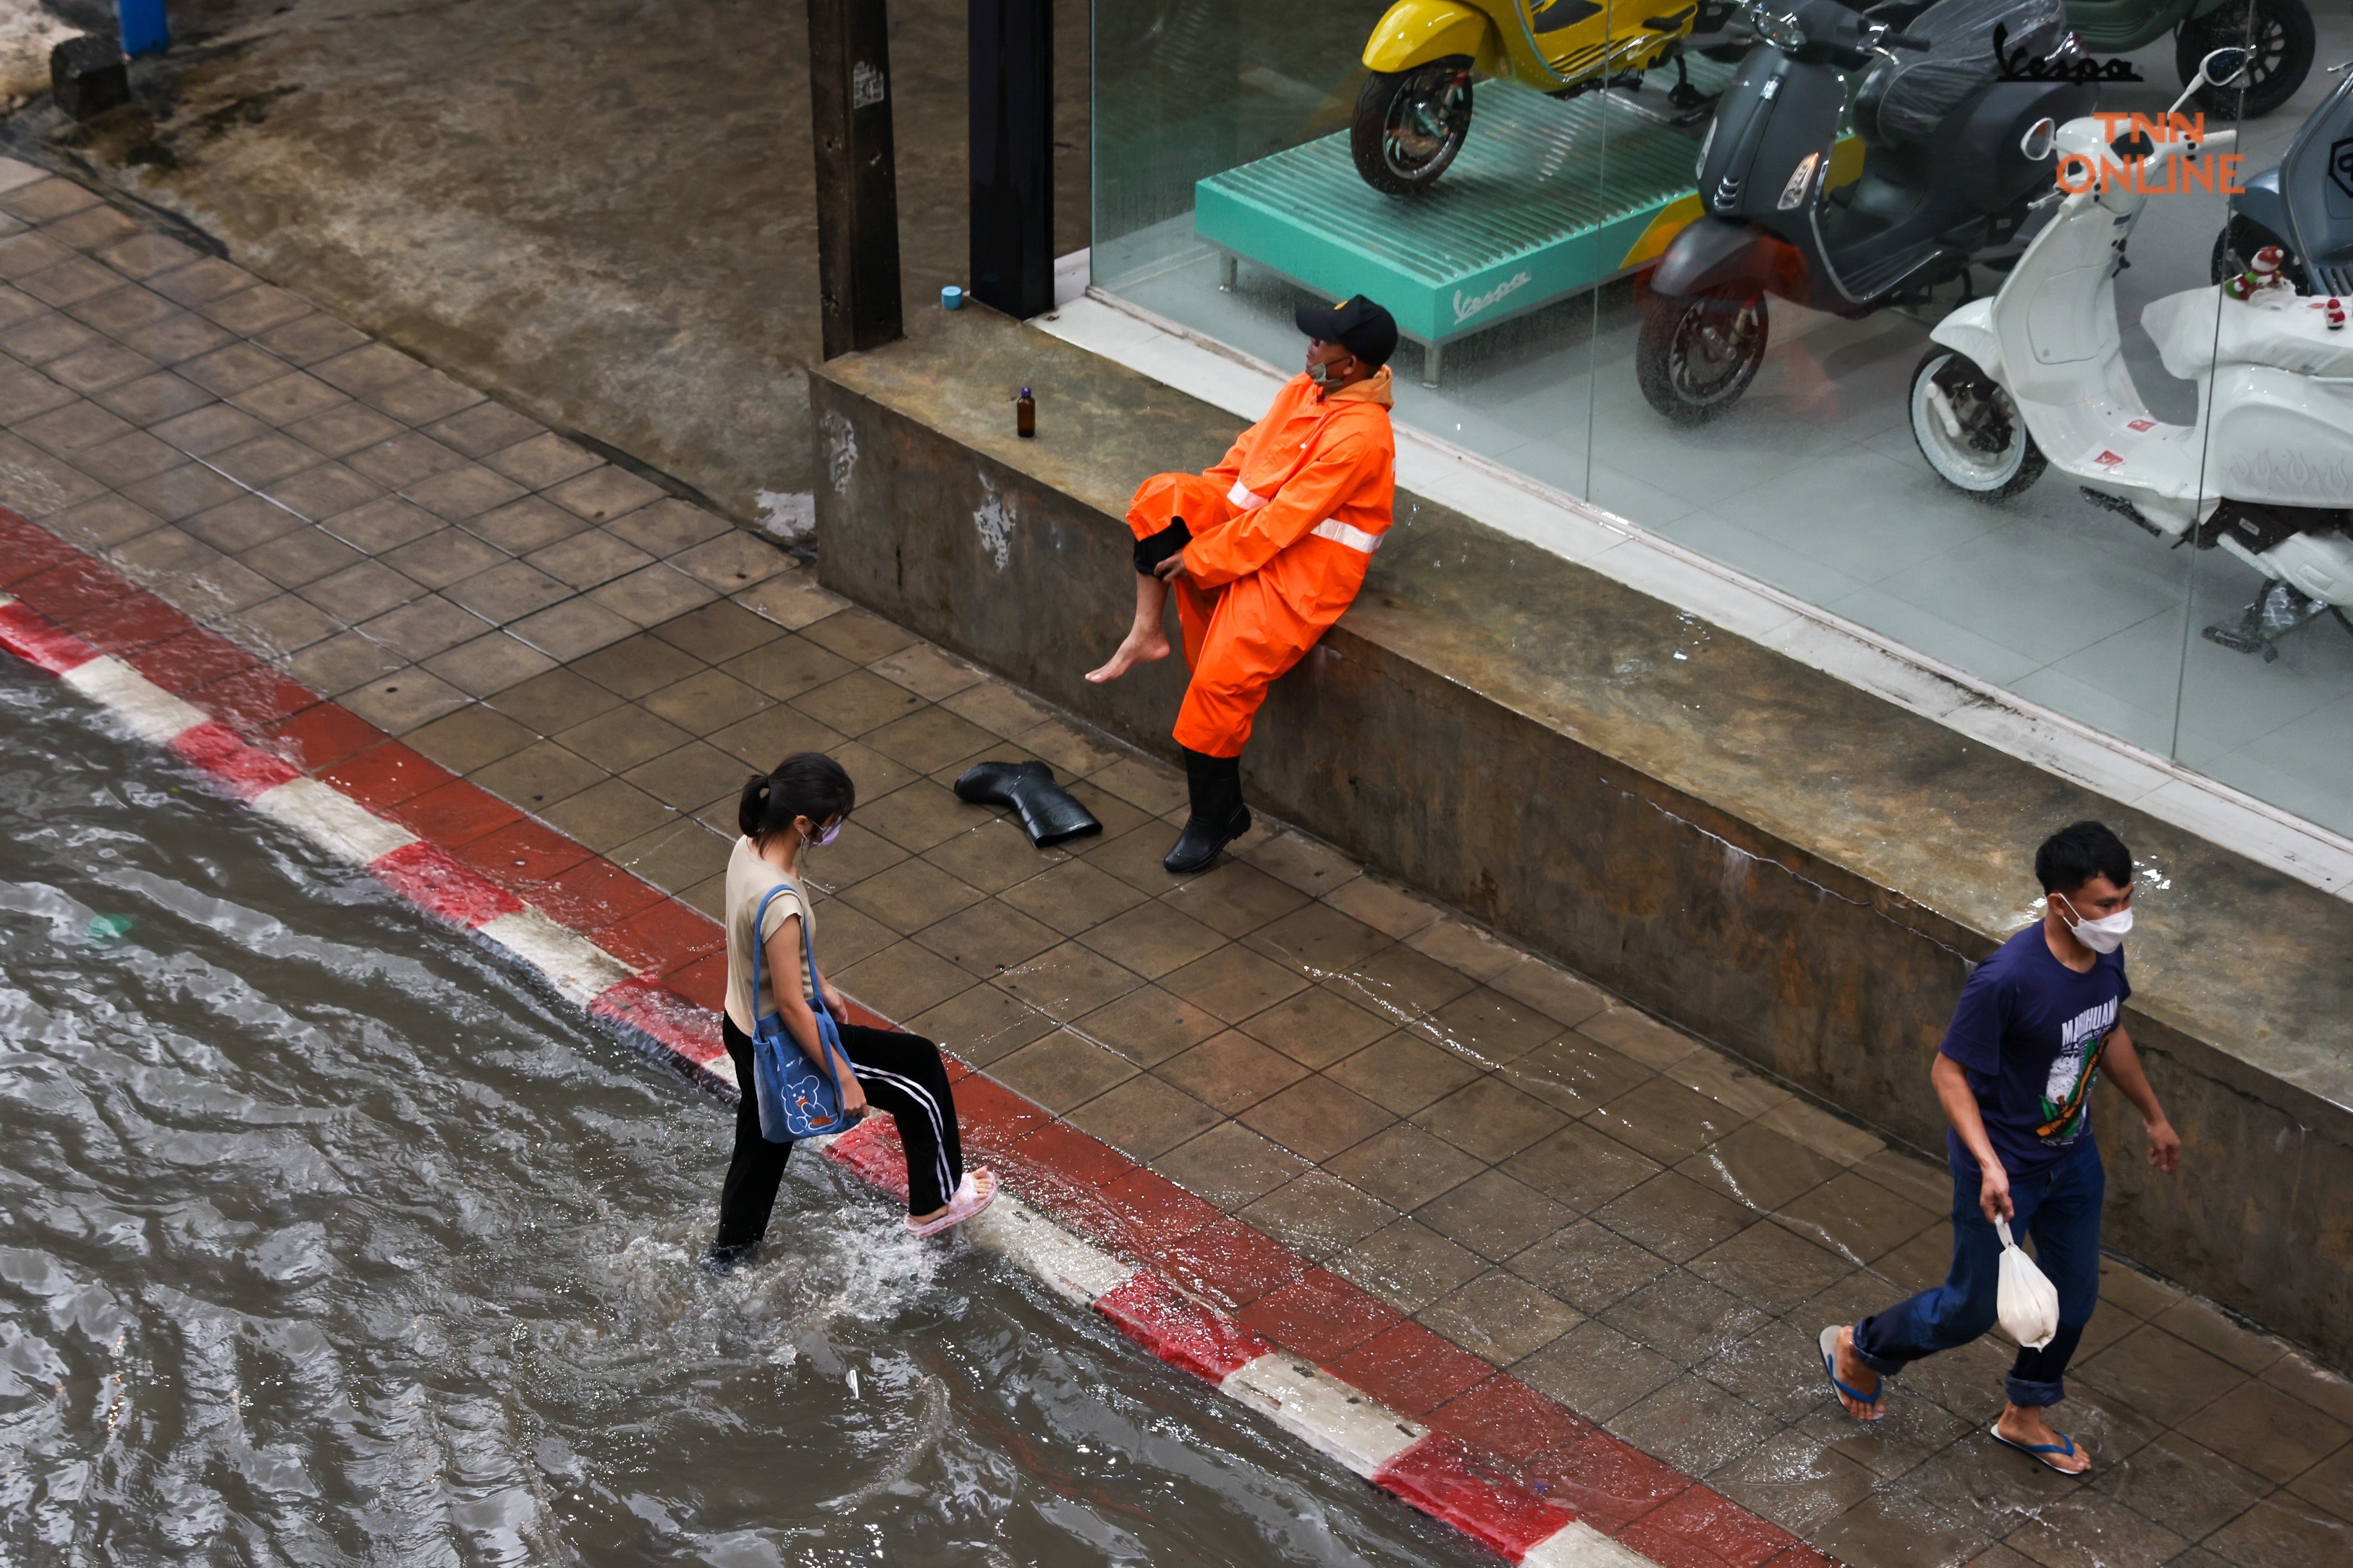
[1163,749,1250,874]
[953,760,1103,847]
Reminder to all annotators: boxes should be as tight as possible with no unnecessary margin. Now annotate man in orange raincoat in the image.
[1086,295,1398,873]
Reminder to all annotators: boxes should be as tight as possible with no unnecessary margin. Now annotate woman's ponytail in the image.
[738,773,774,839]
[739,753,856,845]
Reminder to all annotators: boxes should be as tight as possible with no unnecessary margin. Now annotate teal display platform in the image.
[1194,70,1725,384]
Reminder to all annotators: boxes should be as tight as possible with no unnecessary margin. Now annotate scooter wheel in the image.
[1352,62,1474,195]
[1635,288,1769,425]
[1909,349,2045,501]
[2177,0,2315,119]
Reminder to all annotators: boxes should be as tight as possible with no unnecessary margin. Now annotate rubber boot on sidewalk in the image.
[1165,748,1250,873]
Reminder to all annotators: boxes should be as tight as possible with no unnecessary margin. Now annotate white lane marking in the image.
[1519,1521,1660,1568]
[1220,1355,1426,1479]
[62,655,207,744]
[250,776,418,865]
[476,908,637,1008]
[961,1195,1135,1306]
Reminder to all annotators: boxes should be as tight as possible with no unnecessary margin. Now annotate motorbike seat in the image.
[2145,287,2353,382]
[1852,0,2066,148]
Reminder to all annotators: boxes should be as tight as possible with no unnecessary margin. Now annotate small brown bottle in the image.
[1016,387,1035,438]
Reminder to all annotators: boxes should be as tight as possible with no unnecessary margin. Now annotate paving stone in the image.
[288,629,407,693]
[527,528,655,590]
[913,898,1062,978]
[920,815,1064,897]
[1238,1074,1396,1164]
[358,594,494,662]
[442,559,572,622]
[1697,1317,1842,1425]
[232,593,342,658]
[1688,1216,1856,1315]
[421,632,559,698]
[907,980,1058,1067]
[1774,1170,1941,1266]
[472,739,609,813]
[1065,1073,1224,1164]
[0,310,101,363]
[625,739,759,815]
[148,257,257,308]
[1579,1004,1704,1069]
[405,462,528,522]
[151,403,268,456]
[20,257,127,308]
[69,431,183,487]
[0,180,98,224]
[340,668,473,733]
[461,496,586,552]
[311,342,428,397]
[114,309,235,367]
[423,399,544,457]
[1412,1074,1570,1162]
[117,470,242,535]
[19,399,134,456]
[269,461,384,524]
[93,370,214,426]
[179,342,295,397]
[48,493,163,551]
[1517,1318,1684,1425]
[1152,1120,1311,1213]
[45,342,159,394]
[303,559,424,623]
[242,525,364,589]
[1331,1217,1487,1315]
[93,232,203,280]
[198,281,312,335]
[1613,1373,1784,1477]
[253,313,372,366]
[1414,1169,1575,1263]
[1509,1220,1675,1315]
[344,429,466,487]
[537,775,676,852]
[609,818,731,896]
[829,939,982,1030]
[486,666,626,735]
[382,527,510,590]
[408,703,540,774]
[587,562,717,627]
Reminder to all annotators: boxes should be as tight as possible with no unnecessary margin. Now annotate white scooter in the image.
[1909,48,2353,661]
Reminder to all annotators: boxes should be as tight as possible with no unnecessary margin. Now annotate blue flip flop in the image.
[1817,1325,1882,1415]
[1989,1423,2088,1475]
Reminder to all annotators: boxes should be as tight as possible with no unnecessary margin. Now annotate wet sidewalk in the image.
[0,158,2347,1568]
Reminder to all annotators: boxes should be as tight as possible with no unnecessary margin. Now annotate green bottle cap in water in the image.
[88,915,132,941]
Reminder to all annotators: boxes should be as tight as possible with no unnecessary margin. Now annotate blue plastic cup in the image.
[942,286,964,310]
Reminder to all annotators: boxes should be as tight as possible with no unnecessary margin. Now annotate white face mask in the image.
[2057,894,2133,954]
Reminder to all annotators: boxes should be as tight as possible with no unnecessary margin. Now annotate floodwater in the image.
[0,666,1490,1567]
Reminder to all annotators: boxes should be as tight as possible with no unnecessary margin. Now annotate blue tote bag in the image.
[746,883,857,1141]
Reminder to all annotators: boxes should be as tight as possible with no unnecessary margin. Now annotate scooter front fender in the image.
[1930,298,2006,386]
[1363,0,1506,77]
[1649,216,1799,300]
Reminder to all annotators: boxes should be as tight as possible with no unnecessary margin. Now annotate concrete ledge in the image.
[811,305,2353,1370]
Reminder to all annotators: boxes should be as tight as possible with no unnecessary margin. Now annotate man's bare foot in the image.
[1086,628,1170,684]
[1830,1326,1883,1421]
[1993,1403,2090,1474]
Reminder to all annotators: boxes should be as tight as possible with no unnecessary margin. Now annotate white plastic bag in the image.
[1995,1219,2060,1350]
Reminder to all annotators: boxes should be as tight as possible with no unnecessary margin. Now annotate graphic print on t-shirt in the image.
[2037,997,2116,1143]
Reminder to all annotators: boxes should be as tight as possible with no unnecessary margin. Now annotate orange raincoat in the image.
[1126,367,1396,758]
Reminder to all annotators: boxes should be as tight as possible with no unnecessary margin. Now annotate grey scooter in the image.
[2210,55,2353,293]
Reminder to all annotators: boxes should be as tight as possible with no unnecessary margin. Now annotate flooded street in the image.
[0,664,1487,1567]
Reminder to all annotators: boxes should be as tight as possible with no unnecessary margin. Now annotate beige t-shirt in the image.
[723,835,816,1033]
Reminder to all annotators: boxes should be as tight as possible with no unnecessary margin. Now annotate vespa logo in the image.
[1453,271,1532,326]
[2333,137,2353,200]
[1993,23,2143,83]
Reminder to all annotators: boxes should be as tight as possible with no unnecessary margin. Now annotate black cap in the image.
[1295,294,1398,370]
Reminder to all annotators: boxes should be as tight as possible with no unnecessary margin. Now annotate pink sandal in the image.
[905,1168,997,1238]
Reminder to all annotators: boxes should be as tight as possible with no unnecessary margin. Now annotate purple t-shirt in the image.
[1940,923,2129,1177]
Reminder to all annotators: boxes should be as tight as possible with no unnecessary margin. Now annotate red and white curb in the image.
[0,525,1835,1568]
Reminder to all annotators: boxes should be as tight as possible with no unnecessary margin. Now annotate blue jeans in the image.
[1851,1138,2104,1408]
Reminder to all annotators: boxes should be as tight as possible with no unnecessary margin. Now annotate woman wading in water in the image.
[709,753,996,1272]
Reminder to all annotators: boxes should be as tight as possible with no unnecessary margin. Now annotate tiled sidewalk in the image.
[0,156,2347,1568]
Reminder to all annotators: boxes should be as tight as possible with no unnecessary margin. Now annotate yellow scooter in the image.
[1353,0,1738,193]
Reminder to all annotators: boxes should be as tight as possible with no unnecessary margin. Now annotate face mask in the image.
[2057,894,2132,954]
[809,818,842,847]
[1307,359,1332,387]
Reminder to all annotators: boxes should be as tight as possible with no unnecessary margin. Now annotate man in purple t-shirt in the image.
[1822,821,2181,1475]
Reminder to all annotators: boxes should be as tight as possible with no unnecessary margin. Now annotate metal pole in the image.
[808,0,903,357]
[968,0,1054,319]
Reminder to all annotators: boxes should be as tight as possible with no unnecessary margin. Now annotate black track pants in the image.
[716,1014,966,1248]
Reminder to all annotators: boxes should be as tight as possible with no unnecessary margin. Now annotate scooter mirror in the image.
[2198,46,2249,89]
[2019,117,2058,161]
